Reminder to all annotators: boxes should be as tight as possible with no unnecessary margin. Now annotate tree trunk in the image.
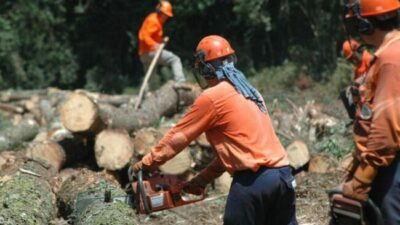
[94,129,134,170]
[0,158,57,225]
[0,118,40,151]
[0,89,47,102]
[59,92,105,134]
[56,168,138,224]
[25,133,90,172]
[100,81,200,132]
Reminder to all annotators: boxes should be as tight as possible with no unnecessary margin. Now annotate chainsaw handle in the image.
[137,170,151,214]
[328,188,384,225]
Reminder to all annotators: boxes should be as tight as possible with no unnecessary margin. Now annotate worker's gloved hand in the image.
[163,36,169,43]
[342,163,377,202]
[182,175,208,196]
[131,160,151,174]
[342,152,361,182]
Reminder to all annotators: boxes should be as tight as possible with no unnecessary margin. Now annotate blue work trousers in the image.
[370,154,400,225]
[223,166,298,225]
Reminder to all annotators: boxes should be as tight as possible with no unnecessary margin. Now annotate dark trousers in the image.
[223,166,298,225]
[370,154,400,225]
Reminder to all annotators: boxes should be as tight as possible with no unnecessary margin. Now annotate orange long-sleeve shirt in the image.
[138,12,164,55]
[354,31,400,168]
[142,81,289,182]
[353,50,372,80]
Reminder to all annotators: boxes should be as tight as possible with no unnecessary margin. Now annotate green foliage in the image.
[0,0,78,89]
[0,0,348,92]
[249,60,299,93]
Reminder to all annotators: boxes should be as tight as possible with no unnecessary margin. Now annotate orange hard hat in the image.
[359,0,400,17]
[196,35,235,62]
[342,39,360,59]
[156,1,173,17]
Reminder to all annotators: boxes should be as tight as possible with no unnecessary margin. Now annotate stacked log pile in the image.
[0,82,353,224]
[0,81,205,224]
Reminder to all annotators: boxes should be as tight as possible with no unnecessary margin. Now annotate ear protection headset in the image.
[345,2,375,35]
[192,51,216,79]
[192,51,237,79]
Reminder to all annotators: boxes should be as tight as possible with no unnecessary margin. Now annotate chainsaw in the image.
[328,189,383,225]
[130,170,207,214]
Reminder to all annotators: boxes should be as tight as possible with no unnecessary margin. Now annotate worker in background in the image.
[132,35,298,225]
[138,1,186,90]
[339,39,372,120]
[342,0,400,224]
[342,39,372,80]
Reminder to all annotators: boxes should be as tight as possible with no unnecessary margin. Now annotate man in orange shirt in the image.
[132,35,298,225]
[339,39,372,120]
[138,1,185,89]
[342,0,400,223]
[342,39,372,80]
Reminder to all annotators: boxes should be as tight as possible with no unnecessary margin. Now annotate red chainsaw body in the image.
[132,172,206,214]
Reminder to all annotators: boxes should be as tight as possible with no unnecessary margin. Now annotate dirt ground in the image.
[134,171,342,225]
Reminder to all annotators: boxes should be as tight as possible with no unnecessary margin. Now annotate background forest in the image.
[0,0,352,94]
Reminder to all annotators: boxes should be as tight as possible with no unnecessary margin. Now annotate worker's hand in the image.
[342,152,360,182]
[163,36,169,43]
[131,160,151,174]
[342,178,371,202]
[342,163,377,202]
[182,175,208,196]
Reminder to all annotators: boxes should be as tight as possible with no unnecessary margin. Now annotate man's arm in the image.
[142,94,218,168]
[140,20,160,50]
[363,63,400,167]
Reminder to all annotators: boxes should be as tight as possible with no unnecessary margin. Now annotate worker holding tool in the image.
[131,35,298,225]
[341,0,400,224]
[339,39,372,120]
[138,0,186,90]
[342,39,372,80]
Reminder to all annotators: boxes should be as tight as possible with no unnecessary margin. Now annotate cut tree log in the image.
[286,140,310,170]
[132,126,193,174]
[56,168,138,224]
[0,102,24,114]
[94,129,134,170]
[76,90,136,107]
[0,158,57,225]
[0,118,40,151]
[99,81,200,132]
[73,179,138,225]
[25,141,66,172]
[159,148,193,175]
[26,133,90,172]
[58,92,105,134]
[308,152,338,173]
[133,127,164,156]
[214,172,233,194]
[0,89,47,102]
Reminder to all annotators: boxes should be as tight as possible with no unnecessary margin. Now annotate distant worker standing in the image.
[342,0,400,224]
[342,39,372,80]
[138,1,186,89]
[339,39,372,120]
[131,35,298,225]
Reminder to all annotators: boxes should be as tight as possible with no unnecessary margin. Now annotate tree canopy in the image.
[0,0,347,93]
